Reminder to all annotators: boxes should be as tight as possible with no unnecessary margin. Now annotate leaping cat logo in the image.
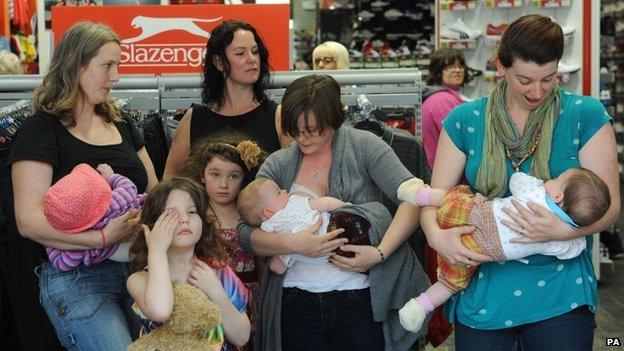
[121,15,223,44]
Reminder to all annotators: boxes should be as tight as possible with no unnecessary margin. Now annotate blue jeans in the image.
[454,307,595,351]
[37,260,141,351]
[281,287,384,351]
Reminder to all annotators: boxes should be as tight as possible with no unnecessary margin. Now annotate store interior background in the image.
[0,0,623,350]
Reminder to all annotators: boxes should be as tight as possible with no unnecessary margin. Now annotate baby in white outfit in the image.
[237,178,349,274]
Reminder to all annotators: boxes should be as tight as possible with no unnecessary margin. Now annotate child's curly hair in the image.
[130,177,228,272]
[179,132,268,188]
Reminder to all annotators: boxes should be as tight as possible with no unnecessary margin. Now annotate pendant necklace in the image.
[310,150,331,179]
[505,132,541,171]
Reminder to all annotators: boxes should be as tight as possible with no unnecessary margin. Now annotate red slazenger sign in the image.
[51,4,290,74]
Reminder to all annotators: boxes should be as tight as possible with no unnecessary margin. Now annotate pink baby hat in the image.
[44,163,112,233]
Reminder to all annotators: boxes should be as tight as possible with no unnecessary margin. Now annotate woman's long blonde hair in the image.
[33,22,123,127]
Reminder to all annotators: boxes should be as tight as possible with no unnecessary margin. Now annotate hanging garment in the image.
[0,101,63,351]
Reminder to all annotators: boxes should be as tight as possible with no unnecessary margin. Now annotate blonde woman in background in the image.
[0,50,23,75]
[312,41,350,70]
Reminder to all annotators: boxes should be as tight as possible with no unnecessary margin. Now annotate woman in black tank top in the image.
[164,20,291,179]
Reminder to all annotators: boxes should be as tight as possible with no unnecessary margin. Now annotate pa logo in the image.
[606,337,621,346]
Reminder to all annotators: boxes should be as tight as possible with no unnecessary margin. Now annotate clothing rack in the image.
[0,68,424,140]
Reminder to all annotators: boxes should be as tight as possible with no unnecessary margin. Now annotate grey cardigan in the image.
[238,126,431,350]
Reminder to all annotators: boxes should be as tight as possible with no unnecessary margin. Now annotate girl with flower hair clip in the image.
[179,133,267,350]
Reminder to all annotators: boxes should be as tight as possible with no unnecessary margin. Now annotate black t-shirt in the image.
[190,100,281,154]
[9,111,148,192]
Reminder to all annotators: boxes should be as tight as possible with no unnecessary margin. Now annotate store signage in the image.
[51,4,290,74]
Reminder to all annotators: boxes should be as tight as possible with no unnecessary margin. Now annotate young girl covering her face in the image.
[127,178,251,350]
[179,135,267,350]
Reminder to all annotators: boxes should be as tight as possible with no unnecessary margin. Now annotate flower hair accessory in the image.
[236,140,262,170]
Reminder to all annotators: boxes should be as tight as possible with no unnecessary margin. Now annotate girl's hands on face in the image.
[188,258,226,302]
[142,209,180,254]
[502,199,573,243]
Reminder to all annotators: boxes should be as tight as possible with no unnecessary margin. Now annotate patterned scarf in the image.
[476,80,560,199]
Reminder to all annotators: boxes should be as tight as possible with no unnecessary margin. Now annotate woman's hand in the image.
[329,245,381,272]
[142,209,180,254]
[289,218,347,258]
[102,209,141,246]
[502,199,573,243]
[188,258,227,302]
[427,225,492,267]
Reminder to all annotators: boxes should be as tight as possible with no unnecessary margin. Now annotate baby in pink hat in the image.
[44,163,147,271]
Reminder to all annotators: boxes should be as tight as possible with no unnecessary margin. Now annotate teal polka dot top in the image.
[442,88,612,329]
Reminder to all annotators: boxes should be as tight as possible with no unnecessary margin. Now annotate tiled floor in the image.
[424,245,624,351]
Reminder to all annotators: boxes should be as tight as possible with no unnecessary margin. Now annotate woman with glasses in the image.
[419,47,470,346]
[163,20,291,179]
[312,41,350,70]
[422,48,470,168]
[238,74,429,350]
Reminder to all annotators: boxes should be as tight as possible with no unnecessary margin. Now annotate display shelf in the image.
[530,0,571,8]
[484,35,501,47]
[484,71,503,83]
[439,39,477,50]
[440,1,476,11]
[437,0,587,100]
[485,0,523,9]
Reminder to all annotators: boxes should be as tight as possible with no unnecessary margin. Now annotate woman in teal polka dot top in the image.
[419,14,620,350]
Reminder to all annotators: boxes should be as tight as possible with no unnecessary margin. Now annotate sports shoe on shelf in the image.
[486,23,508,36]
[362,40,380,57]
[558,62,580,74]
[381,42,398,58]
[414,40,432,55]
[371,0,389,8]
[384,9,403,20]
[358,10,375,20]
[448,18,482,39]
[398,40,412,56]
[441,24,465,40]
[561,25,575,36]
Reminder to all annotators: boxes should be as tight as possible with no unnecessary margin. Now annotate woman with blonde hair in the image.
[0,50,23,75]
[312,41,350,70]
[10,22,157,350]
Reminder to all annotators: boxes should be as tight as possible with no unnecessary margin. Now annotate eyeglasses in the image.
[314,56,336,65]
[294,128,323,138]
[444,64,465,71]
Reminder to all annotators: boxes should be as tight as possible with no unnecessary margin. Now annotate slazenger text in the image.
[120,44,206,67]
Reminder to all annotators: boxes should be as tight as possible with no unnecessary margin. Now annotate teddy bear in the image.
[127,282,223,351]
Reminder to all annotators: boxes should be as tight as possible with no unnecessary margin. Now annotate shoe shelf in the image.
[530,0,571,8]
[484,35,501,47]
[440,39,477,50]
[601,1,624,182]
[484,0,523,8]
[484,71,503,83]
[439,1,476,11]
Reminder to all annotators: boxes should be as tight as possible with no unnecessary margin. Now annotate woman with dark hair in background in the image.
[420,47,470,347]
[164,20,291,179]
[422,14,619,350]
[422,48,469,168]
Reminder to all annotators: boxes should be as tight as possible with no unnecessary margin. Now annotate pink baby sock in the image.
[416,293,436,313]
[414,187,432,207]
